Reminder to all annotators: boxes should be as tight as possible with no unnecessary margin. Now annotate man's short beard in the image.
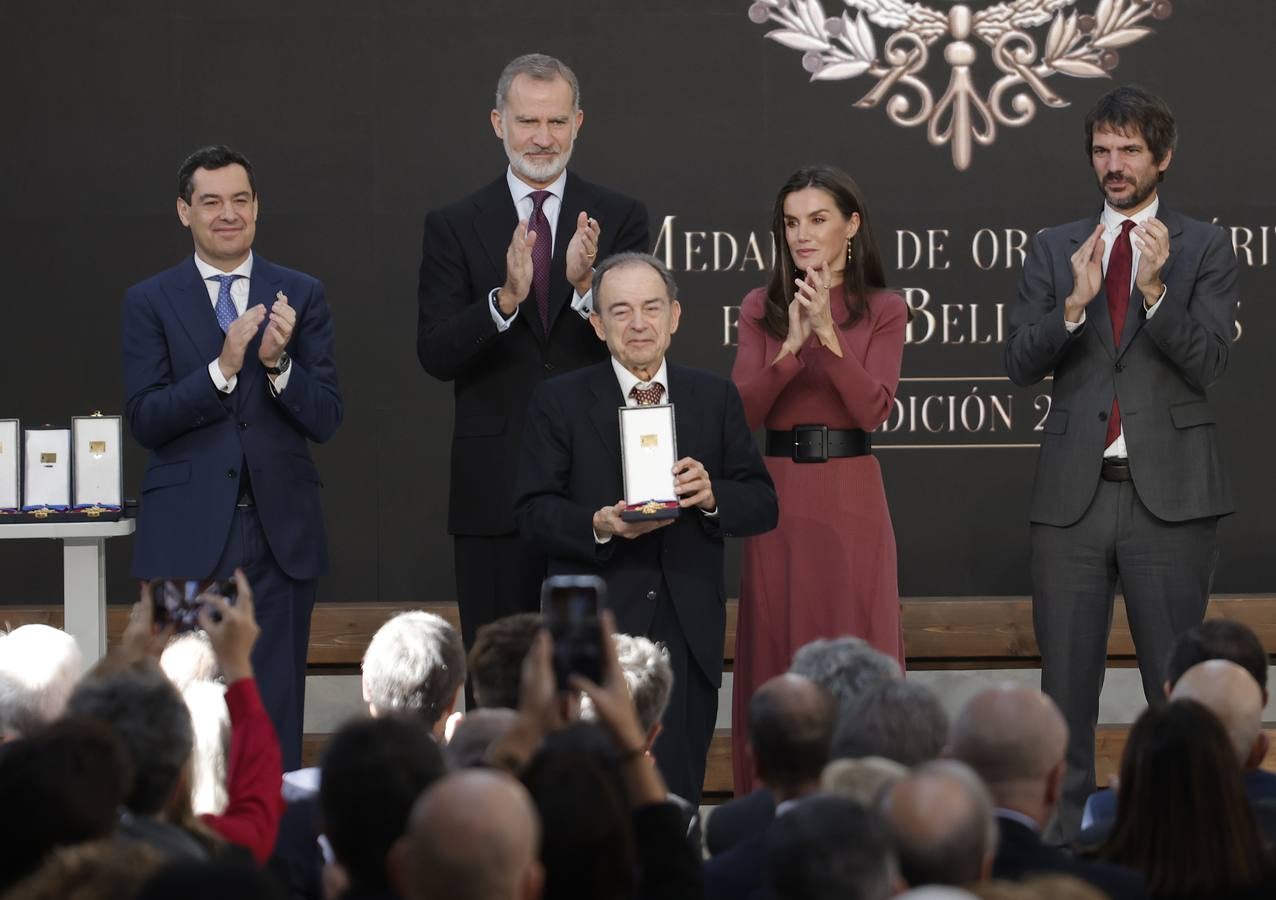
[505,133,574,185]
[1102,174,1157,211]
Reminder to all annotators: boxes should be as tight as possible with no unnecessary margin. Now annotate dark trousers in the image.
[1031,478,1218,842]
[454,534,547,703]
[212,506,316,771]
[648,588,718,807]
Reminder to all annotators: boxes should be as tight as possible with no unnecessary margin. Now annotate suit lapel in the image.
[1116,208,1184,359]
[164,257,226,364]
[470,178,545,340]
[668,365,702,463]
[1069,215,1116,360]
[238,256,279,398]
[547,172,590,333]
[588,363,625,465]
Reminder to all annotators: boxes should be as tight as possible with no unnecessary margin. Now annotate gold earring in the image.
[846,237,854,262]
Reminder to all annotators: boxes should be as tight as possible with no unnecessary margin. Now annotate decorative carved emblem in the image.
[747,0,1172,170]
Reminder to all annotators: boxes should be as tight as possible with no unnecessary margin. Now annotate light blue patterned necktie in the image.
[211,274,241,333]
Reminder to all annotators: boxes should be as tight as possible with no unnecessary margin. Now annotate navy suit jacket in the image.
[993,815,1146,900]
[513,360,777,683]
[417,172,648,536]
[122,254,342,580]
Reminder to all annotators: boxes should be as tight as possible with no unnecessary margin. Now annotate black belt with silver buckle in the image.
[1101,458,1132,482]
[765,426,872,463]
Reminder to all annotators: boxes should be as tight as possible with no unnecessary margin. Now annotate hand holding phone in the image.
[541,575,607,691]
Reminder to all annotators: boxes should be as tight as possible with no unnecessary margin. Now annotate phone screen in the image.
[149,578,237,633]
[541,575,606,689]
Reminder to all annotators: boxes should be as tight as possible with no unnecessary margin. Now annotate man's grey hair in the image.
[789,637,901,711]
[591,252,679,308]
[362,611,466,728]
[580,633,673,734]
[881,759,997,889]
[0,624,83,737]
[614,634,674,733]
[495,53,580,112]
[66,662,194,815]
[831,679,949,767]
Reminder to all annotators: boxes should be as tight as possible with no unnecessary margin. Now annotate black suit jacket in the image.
[417,172,648,536]
[705,788,776,857]
[994,816,1146,900]
[1005,207,1237,525]
[512,361,777,683]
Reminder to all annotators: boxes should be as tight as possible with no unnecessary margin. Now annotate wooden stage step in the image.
[7,594,1272,669]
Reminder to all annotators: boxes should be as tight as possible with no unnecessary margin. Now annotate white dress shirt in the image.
[1064,198,1165,458]
[196,252,291,395]
[488,167,593,331]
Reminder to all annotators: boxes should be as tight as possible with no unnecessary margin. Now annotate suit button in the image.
[226,468,238,479]
[1115,363,1124,372]
[1098,412,1108,421]
[544,362,555,372]
[239,421,249,430]
[646,590,657,601]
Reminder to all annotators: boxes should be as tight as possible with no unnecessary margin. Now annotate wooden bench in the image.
[6,595,1274,797]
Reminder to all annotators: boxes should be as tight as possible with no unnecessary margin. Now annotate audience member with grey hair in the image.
[581,633,674,742]
[832,679,949,766]
[580,633,701,847]
[362,609,466,737]
[766,794,898,900]
[398,769,544,900]
[880,760,997,890]
[0,624,83,740]
[947,685,1145,900]
[710,636,902,856]
[789,636,901,710]
[821,756,908,807]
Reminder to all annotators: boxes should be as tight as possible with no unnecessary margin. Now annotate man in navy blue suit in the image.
[122,145,342,769]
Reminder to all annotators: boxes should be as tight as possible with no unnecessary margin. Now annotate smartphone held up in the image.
[148,578,238,633]
[541,575,606,690]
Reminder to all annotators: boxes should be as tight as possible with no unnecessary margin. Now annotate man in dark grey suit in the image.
[1005,85,1238,840]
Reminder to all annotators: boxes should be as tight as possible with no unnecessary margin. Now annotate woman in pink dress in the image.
[730,165,907,794]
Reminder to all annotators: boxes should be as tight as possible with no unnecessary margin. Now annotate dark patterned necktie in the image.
[211,274,241,333]
[530,190,552,332]
[1104,219,1136,448]
[630,382,665,406]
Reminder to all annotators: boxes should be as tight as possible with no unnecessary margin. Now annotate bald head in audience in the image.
[749,673,837,800]
[399,770,543,900]
[947,685,1069,827]
[1170,660,1268,769]
[881,760,997,889]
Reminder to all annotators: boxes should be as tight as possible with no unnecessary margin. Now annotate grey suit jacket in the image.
[1005,206,1238,526]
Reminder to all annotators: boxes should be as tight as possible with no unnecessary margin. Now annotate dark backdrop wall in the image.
[2,0,1272,606]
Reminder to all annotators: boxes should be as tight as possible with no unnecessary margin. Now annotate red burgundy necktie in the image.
[629,383,665,406]
[1104,219,1136,448]
[530,190,552,332]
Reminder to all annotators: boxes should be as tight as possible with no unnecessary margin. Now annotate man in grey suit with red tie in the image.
[1005,85,1238,839]
[417,54,648,668]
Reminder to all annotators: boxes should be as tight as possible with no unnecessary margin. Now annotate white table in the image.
[0,519,135,665]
